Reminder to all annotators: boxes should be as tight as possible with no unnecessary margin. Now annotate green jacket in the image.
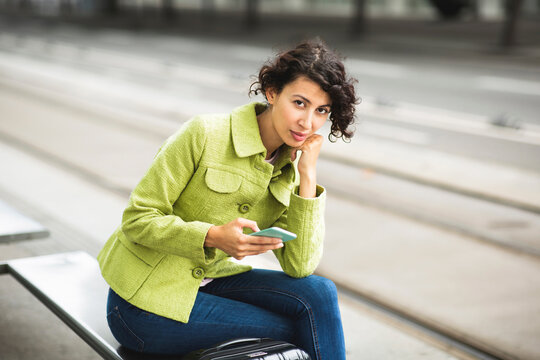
[97,102,326,323]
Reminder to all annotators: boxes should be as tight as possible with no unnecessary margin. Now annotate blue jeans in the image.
[106,269,346,359]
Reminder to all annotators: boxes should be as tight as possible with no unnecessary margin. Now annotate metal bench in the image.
[0,199,49,243]
[0,251,180,360]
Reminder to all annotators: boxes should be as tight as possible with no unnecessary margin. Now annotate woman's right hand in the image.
[204,218,284,260]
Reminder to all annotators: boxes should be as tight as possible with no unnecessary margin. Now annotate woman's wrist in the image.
[204,225,220,248]
[298,170,317,198]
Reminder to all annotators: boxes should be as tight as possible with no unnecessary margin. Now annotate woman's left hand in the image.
[291,134,324,198]
[291,134,324,176]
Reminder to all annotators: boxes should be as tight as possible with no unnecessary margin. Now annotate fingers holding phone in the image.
[205,220,289,260]
[250,227,297,242]
[246,233,284,252]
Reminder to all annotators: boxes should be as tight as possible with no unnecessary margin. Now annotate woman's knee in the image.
[294,275,339,305]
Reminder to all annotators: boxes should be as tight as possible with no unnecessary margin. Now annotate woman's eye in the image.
[317,108,329,114]
[294,100,305,107]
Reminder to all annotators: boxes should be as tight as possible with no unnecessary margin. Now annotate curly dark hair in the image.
[249,39,359,141]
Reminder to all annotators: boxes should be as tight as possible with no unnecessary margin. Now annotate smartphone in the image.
[249,227,297,242]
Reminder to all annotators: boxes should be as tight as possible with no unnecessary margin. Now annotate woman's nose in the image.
[299,112,313,129]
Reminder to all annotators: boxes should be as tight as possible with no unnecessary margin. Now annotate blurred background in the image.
[0,1,539,359]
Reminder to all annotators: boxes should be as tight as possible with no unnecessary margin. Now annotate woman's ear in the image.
[265,88,277,105]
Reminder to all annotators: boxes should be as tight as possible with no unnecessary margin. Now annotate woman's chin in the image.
[285,138,305,147]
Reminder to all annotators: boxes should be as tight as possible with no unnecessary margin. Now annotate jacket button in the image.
[239,204,250,213]
[192,267,205,279]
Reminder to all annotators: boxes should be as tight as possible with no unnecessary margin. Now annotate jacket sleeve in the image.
[120,117,217,265]
[272,185,326,278]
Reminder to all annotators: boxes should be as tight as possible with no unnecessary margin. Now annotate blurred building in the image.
[3,0,540,20]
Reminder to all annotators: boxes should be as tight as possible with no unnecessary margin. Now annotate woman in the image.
[98,39,358,360]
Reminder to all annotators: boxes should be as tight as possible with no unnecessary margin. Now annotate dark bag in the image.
[182,337,311,360]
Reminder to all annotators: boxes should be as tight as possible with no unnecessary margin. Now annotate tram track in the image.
[334,283,505,360]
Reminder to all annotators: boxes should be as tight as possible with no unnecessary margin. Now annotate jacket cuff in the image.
[288,184,325,240]
[182,221,216,265]
[290,184,326,214]
[278,184,325,277]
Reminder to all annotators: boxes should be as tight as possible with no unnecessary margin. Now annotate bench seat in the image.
[3,251,180,360]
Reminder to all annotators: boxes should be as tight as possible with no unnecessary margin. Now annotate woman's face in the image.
[266,76,331,147]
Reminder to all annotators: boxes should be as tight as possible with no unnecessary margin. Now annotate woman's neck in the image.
[257,106,284,160]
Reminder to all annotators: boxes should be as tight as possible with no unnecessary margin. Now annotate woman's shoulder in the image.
[181,111,232,137]
[162,111,230,147]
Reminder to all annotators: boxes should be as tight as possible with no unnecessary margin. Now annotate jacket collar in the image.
[231,102,268,158]
[231,102,294,169]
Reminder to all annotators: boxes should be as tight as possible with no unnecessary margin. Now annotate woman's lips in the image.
[290,130,307,142]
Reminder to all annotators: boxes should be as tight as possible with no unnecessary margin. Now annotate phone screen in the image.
[250,227,297,242]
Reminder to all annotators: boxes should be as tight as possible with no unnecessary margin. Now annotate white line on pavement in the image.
[346,59,409,79]
[360,97,540,146]
[476,76,540,97]
[359,122,432,146]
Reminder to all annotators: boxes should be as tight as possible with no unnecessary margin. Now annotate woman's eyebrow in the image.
[293,94,331,108]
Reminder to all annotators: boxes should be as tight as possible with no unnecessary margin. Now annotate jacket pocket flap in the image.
[101,239,163,300]
[205,168,243,193]
[118,234,164,267]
